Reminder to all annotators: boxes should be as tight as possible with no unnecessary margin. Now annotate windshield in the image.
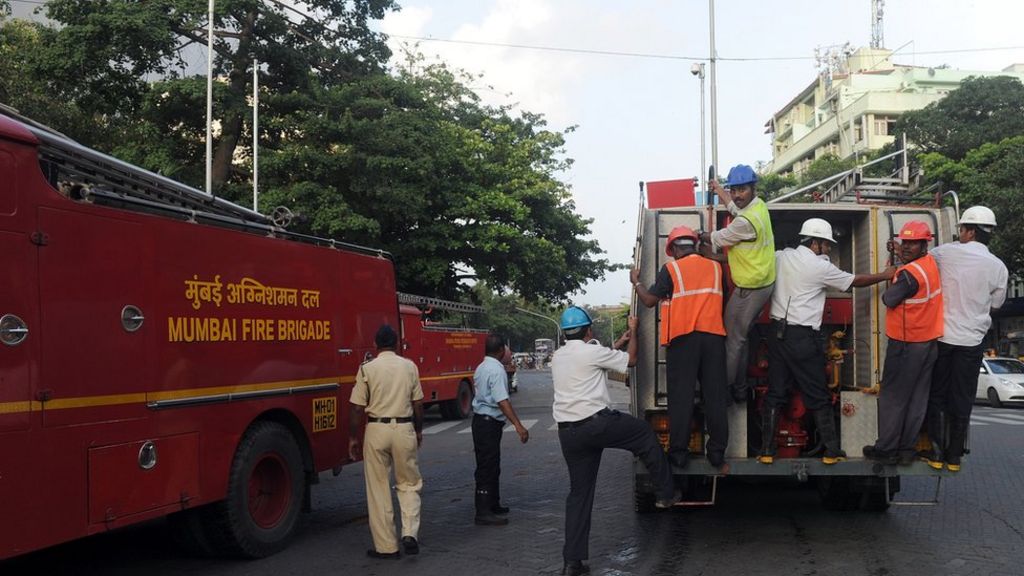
[987,359,1024,375]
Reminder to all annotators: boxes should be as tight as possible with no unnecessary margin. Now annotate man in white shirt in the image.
[921,206,1008,472]
[551,306,677,576]
[760,218,894,465]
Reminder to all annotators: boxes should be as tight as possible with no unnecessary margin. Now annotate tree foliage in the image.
[896,75,1024,161]
[0,5,610,302]
[920,136,1024,272]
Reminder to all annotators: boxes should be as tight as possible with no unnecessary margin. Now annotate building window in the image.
[873,116,897,136]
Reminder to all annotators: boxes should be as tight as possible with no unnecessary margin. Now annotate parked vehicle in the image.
[0,110,481,560]
[976,357,1024,408]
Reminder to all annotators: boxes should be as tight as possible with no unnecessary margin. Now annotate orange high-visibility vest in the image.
[885,253,943,342]
[659,254,726,346]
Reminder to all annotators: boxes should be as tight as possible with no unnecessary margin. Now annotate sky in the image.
[376,0,1024,305]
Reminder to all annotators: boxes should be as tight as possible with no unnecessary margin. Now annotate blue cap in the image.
[726,164,758,187]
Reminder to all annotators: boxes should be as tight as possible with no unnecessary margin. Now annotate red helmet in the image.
[898,221,933,242]
[665,225,698,256]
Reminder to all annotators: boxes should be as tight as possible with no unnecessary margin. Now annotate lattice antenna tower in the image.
[871,0,885,49]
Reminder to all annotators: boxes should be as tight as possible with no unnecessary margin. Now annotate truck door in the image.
[0,149,35,432]
[36,206,155,428]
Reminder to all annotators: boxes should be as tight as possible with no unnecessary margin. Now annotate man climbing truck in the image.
[630,182,958,512]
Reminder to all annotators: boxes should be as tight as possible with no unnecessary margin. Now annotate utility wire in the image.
[390,33,1024,63]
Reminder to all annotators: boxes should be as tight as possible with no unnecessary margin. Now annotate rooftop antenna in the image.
[871,0,885,49]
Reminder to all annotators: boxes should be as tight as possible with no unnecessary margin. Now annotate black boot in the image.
[491,485,509,515]
[918,411,946,470]
[945,417,969,472]
[758,407,779,464]
[813,408,846,464]
[474,489,508,526]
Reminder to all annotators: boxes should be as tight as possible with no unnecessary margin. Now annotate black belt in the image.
[770,319,819,333]
[558,408,614,429]
[367,416,413,423]
[473,413,505,423]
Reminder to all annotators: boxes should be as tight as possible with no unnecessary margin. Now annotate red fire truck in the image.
[0,110,483,560]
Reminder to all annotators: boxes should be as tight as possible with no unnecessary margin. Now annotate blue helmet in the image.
[726,164,758,187]
[559,306,593,331]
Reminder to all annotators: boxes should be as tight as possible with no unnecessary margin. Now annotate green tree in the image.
[920,136,1024,272]
[896,75,1024,161]
[256,57,608,300]
[757,171,797,200]
[21,0,397,188]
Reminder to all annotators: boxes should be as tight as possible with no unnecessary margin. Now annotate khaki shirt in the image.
[350,351,424,418]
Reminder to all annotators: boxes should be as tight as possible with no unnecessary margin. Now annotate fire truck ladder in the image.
[768,134,934,206]
[397,292,484,314]
[0,107,391,259]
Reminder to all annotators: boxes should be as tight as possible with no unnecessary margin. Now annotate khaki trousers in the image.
[363,422,423,553]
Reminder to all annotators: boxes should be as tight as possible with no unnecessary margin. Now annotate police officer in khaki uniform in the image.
[348,325,424,559]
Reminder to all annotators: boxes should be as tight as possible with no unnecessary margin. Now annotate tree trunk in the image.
[211,10,257,191]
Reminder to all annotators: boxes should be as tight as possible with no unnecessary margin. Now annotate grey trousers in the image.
[875,339,937,453]
[725,283,774,394]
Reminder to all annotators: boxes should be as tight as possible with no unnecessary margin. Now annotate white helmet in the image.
[798,218,836,243]
[960,206,997,229]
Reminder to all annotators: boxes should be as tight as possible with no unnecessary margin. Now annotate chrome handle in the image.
[121,305,145,332]
[0,314,28,346]
[338,348,353,355]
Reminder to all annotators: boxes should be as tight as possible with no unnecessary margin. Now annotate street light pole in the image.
[515,307,561,351]
[708,0,719,176]
[691,62,706,204]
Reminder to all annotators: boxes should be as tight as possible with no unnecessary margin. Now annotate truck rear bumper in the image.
[636,457,955,479]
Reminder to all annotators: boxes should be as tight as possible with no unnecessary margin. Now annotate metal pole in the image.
[206,0,214,196]
[253,58,258,212]
[699,63,706,205]
[708,0,719,175]
[515,307,561,350]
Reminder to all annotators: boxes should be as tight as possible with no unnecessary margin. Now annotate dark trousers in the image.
[665,331,729,461]
[765,321,830,411]
[472,414,504,493]
[928,341,985,422]
[875,339,937,453]
[558,409,673,563]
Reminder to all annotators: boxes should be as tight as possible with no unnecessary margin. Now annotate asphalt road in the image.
[5,370,1024,575]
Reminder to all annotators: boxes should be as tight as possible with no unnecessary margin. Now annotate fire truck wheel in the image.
[205,421,306,558]
[816,476,860,511]
[442,380,474,420]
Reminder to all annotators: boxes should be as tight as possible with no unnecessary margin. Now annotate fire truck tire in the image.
[859,490,891,512]
[442,380,474,420]
[205,421,306,558]
[816,476,860,511]
[168,506,217,557]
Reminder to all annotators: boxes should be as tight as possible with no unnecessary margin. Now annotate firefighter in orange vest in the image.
[863,221,944,465]
[631,226,729,472]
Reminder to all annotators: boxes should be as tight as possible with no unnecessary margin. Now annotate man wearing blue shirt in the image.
[472,334,530,526]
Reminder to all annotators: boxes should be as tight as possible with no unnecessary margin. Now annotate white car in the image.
[976,357,1024,408]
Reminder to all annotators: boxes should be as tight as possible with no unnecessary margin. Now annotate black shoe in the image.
[862,445,899,465]
[401,536,419,555]
[491,503,510,515]
[562,560,591,576]
[898,450,917,466]
[474,512,509,526]
[366,549,400,560]
[655,488,682,509]
[667,450,690,469]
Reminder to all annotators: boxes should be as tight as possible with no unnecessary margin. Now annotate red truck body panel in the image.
[0,115,452,558]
